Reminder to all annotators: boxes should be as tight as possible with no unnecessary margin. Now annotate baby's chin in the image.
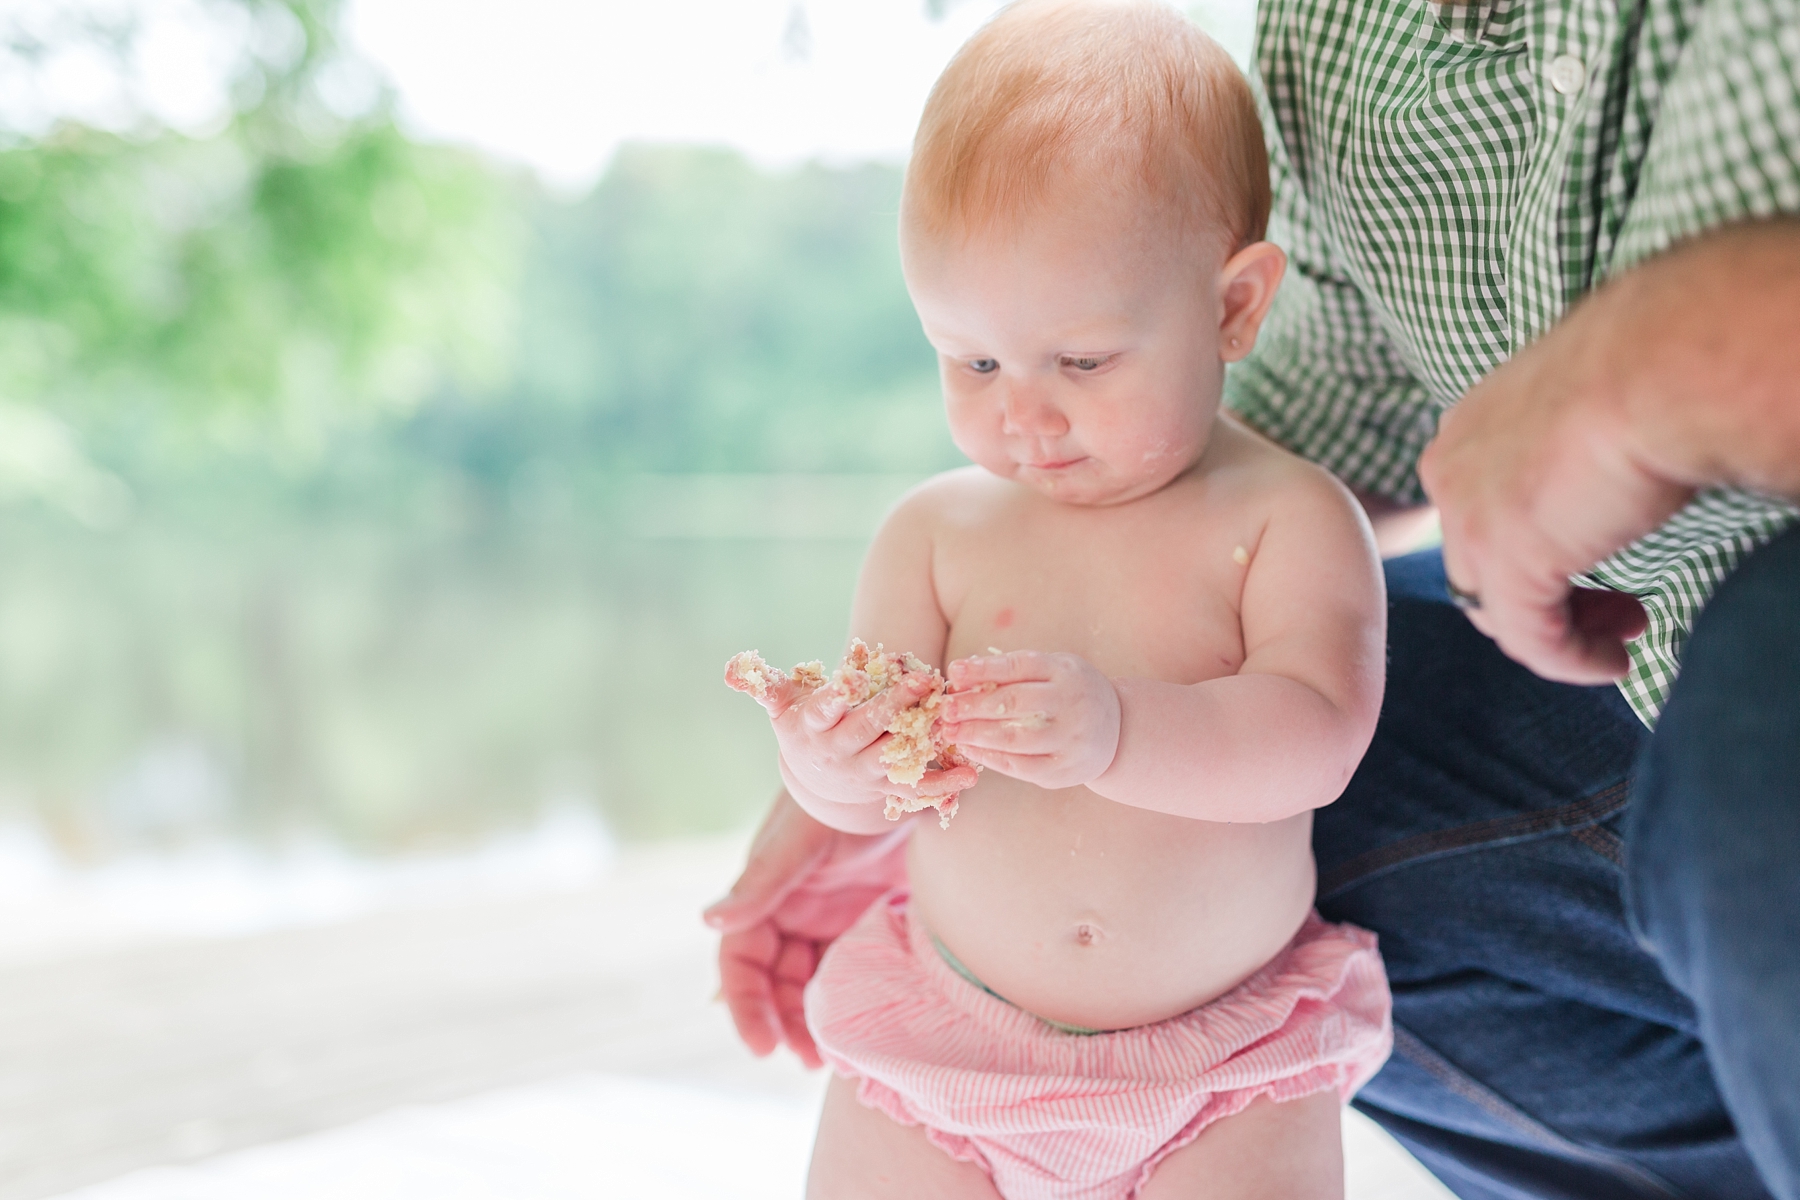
[1004,458,1189,507]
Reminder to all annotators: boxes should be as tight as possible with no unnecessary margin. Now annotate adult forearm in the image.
[1087,674,1367,823]
[1599,218,1800,499]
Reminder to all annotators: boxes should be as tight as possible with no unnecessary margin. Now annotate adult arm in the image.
[1420,218,1800,684]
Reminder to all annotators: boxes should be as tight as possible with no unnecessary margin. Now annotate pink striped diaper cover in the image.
[805,889,1393,1200]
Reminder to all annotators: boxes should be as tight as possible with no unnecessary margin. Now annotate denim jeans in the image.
[1320,530,1800,1200]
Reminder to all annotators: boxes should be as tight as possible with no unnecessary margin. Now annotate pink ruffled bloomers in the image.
[806,889,1392,1200]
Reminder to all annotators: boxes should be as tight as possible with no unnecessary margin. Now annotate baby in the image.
[736,2,1392,1197]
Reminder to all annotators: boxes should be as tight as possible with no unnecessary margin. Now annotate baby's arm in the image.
[773,484,958,835]
[945,471,1384,823]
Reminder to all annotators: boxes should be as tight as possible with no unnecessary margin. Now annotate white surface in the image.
[0,807,614,966]
[39,1071,1451,1200]
[2,825,1452,1199]
[42,1074,824,1200]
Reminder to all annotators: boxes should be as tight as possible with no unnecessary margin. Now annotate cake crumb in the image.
[726,639,978,827]
[1232,545,1251,566]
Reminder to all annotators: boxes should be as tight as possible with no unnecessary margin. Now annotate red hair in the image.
[904,0,1269,252]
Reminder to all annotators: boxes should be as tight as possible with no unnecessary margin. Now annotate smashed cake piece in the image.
[724,650,826,705]
[724,639,978,828]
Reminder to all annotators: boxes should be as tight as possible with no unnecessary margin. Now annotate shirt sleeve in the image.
[1223,69,1441,506]
[1606,0,1800,272]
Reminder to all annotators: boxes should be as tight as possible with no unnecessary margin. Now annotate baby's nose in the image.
[1000,381,1071,437]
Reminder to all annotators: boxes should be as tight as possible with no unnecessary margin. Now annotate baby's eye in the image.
[968,358,999,374]
[1061,354,1113,372]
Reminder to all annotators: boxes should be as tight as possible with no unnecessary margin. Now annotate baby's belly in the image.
[906,776,1318,1031]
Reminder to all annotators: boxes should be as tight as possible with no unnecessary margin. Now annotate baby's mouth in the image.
[1021,457,1087,471]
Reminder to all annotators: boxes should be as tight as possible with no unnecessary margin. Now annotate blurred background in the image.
[0,1,1447,1196]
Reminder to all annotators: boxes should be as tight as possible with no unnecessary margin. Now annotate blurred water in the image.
[41,1074,824,1200]
[0,474,921,857]
[0,806,616,964]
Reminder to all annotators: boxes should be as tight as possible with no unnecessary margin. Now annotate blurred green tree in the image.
[0,0,521,436]
[498,144,946,475]
[0,2,961,848]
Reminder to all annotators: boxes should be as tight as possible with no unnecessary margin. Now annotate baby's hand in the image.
[769,673,952,815]
[941,651,1121,790]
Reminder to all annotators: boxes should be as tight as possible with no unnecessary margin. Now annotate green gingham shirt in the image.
[1225,0,1800,724]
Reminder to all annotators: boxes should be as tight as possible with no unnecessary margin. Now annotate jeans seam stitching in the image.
[1569,822,1626,868]
[1391,1023,1686,1199]
[1319,780,1630,899]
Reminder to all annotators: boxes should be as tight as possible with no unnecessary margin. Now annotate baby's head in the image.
[901,0,1286,506]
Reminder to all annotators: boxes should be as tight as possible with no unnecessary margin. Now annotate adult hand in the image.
[1418,326,1671,684]
[940,650,1121,789]
[1419,220,1800,685]
[702,789,908,1067]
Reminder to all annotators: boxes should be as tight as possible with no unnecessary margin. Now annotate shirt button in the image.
[1548,54,1587,95]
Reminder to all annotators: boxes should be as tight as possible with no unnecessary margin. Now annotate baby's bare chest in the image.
[937,502,1255,683]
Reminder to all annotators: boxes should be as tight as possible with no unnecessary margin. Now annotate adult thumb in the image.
[702,794,833,933]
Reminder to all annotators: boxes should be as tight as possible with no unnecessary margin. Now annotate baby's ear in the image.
[1216,242,1287,363]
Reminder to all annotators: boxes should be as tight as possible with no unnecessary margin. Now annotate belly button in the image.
[1075,923,1101,946]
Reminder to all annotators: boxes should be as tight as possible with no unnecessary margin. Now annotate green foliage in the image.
[0,5,963,849]
[507,145,946,474]
[0,128,517,422]
[0,0,521,430]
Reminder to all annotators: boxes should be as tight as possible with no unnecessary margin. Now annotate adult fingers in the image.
[772,938,823,1068]
[1427,471,1486,609]
[717,924,782,1057]
[1478,565,1631,685]
[1433,493,1610,681]
[703,792,833,933]
[1569,586,1648,648]
[1562,586,1648,680]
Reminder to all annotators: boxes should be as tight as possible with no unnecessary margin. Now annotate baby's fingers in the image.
[938,680,1050,725]
[757,673,828,719]
[943,715,1052,755]
[957,746,1051,782]
[912,763,980,799]
[823,674,935,751]
[795,686,851,732]
[947,650,1051,690]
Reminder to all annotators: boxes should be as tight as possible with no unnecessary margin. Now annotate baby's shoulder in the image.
[882,465,1021,535]
[1188,417,1363,526]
